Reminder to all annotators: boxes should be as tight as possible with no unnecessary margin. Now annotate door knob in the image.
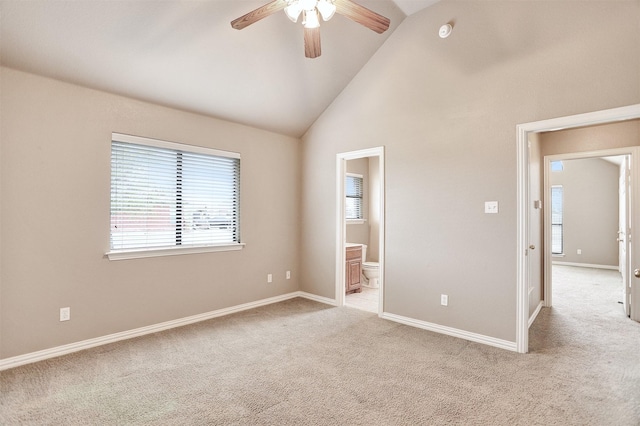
[529,245,535,250]
[635,269,640,278]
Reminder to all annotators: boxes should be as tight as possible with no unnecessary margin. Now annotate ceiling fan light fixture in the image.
[316,0,336,21]
[299,0,318,10]
[285,3,304,23]
[232,0,390,58]
[303,9,320,29]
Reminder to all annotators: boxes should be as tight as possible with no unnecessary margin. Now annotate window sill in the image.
[106,243,245,261]
[552,253,565,258]
[346,219,366,225]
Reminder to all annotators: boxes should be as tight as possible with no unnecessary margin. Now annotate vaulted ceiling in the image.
[0,0,439,137]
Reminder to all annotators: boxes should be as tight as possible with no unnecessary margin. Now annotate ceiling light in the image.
[299,0,318,9]
[303,9,320,29]
[231,0,390,58]
[285,0,335,26]
[316,0,336,21]
[285,3,304,22]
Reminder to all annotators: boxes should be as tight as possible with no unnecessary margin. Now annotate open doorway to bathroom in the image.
[335,147,385,315]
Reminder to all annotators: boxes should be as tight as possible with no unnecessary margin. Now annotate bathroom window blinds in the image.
[110,133,240,253]
[345,174,363,220]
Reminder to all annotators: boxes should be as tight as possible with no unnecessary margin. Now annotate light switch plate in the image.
[485,201,499,214]
[441,294,448,306]
[60,307,70,321]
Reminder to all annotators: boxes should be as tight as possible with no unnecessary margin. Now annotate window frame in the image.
[551,184,563,255]
[107,133,244,261]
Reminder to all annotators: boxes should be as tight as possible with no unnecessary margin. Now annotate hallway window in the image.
[346,173,363,220]
[551,185,563,254]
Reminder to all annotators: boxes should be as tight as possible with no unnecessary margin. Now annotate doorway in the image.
[516,104,640,353]
[544,152,632,316]
[335,147,385,316]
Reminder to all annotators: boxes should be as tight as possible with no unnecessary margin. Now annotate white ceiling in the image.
[0,0,438,137]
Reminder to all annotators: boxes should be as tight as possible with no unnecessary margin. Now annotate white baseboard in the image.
[297,291,338,306]
[0,292,305,371]
[1,290,517,371]
[528,301,544,328]
[300,293,517,352]
[299,292,518,352]
[382,312,517,352]
[552,261,618,270]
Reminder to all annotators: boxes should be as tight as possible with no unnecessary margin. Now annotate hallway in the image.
[528,265,640,420]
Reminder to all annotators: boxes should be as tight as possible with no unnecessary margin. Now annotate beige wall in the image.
[300,0,640,342]
[540,120,640,157]
[550,158,620,266]
[3,1,640,360]
[0,67,301,359]
[368,156,380,263]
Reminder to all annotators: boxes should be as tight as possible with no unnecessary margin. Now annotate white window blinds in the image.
[110,134,240,253]
[345,174,363,220]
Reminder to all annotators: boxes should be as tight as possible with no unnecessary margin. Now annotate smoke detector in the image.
[439,24,452,38]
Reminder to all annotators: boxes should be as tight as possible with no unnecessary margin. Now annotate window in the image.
[551,185,563,254]
[109,133,241,259]
[345,173,363,220]
[551,161,564,172]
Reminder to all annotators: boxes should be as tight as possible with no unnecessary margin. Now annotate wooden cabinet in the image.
[346,245,362,294]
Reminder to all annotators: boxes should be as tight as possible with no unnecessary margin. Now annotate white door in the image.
[528,142,542,316]
[619,155,631,316]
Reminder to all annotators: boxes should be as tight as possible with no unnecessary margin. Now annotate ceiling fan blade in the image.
[304,27,322,58]
[334,0,390,34]
[231,0,288,30]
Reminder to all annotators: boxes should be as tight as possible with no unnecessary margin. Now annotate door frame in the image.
[543,149,634,310]
[335,147,385,315]
[516,104,640,353]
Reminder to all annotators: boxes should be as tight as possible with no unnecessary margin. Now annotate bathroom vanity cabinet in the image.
[345,245,362,294]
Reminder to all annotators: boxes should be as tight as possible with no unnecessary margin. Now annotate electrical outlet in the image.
[60,307,70,321]
[286,270,291,280]
[441,295,448,306]
[577,249,582,255]
[267,274,273,283]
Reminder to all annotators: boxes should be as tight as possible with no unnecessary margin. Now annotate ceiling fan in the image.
[231,0,390,59]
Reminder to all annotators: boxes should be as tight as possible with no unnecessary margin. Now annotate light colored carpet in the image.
[1,265,639,425]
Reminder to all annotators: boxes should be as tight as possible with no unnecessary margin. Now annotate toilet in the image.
[360,244,380,289]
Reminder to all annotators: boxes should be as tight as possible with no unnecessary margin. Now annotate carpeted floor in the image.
[1,265,639,425]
